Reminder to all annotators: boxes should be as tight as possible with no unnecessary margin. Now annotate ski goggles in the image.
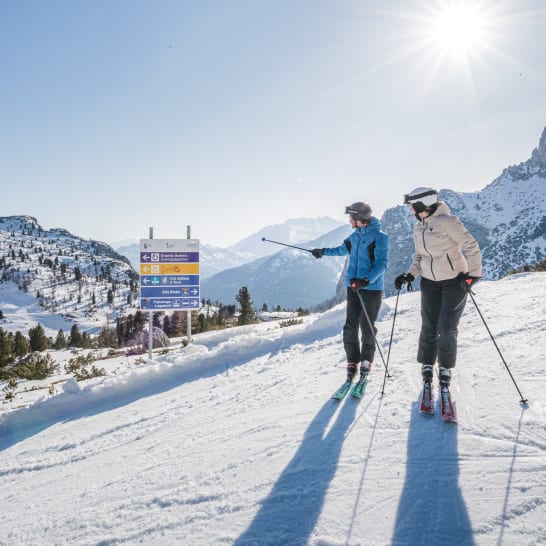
[403,189,437,205]
[345,205,359,215]
[344,206,371,219]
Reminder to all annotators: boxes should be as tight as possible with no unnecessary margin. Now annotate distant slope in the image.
[227,216,344,257]
[201,224,352,308]
[116,216,343,279]
[0,215,138,336]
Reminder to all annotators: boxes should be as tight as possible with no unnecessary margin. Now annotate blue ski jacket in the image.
[322,217,389,291]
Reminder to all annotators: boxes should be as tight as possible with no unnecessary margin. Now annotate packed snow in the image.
[1,273,545,545]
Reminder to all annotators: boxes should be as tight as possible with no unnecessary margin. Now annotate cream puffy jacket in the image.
[408,202,483,282]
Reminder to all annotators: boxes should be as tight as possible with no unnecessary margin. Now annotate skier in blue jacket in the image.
[312,202,389,383]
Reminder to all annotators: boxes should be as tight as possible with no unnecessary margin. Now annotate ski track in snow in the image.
[0,274,545,545]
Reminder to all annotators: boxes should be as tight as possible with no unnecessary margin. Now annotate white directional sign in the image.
[139,238,200,310]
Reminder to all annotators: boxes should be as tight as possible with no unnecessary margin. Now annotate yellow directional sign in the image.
[140,263,199,275]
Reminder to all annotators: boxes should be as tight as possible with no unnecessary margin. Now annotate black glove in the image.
[394,273,414,291]
[457,272,480,292]
[311,248,324,259]
[350,277,370,290]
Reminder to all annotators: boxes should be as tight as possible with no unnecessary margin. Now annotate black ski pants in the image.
[417,276,468,369]
[343,287,382,364]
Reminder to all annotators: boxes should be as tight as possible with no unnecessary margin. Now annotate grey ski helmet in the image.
[345,202,372,222]
[404,187,438,211]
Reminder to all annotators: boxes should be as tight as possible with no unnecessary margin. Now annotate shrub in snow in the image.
[2,377,17,401]
[12,353,58,380]
[279,318,304,328]
[128,327,170,349]
[65,353,106,381]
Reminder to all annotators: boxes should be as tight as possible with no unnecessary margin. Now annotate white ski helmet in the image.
[404,187,438,208]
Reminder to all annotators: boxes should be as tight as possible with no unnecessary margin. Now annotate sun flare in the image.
[426,2,489,61]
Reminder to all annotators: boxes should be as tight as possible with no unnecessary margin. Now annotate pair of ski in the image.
[332,374,369,401]
[420,380,457,423]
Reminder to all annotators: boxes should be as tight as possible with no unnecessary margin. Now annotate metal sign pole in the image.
[148,227,153,361]
[186,225,192,344]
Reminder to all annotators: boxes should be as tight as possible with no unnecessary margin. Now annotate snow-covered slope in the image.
[0,215,139,336]
[1,273,544,545]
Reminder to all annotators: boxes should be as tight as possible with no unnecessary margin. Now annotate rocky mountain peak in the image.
[530,125,546,168]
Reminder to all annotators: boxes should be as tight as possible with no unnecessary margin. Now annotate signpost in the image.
[140,234,199,360]
[139,238,200,311]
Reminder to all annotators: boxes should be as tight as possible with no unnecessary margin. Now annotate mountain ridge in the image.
[2,126,545,321]
[202,125,546,304]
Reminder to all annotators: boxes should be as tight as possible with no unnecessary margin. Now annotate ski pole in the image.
[467,289,528,405]
[353,286,391,378]
[261,237,313,253]
[381,288,400,395]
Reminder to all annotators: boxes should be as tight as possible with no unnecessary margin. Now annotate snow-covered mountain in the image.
[0,216,139,336]
[3,127,545,322]
[201,224,353,309]
[1,273,544,544]
[116,216,343,279]
[226,216,344,257]
[201,126,546,306]
[383,126,546,292]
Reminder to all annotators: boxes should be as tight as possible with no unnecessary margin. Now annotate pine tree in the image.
[69,324,83,347]
[81,332,92,348]
[14,331,30,357]
[54,329,67,350]
[162,315,171,335]
[28,324,48,352]
[134,310,145,332]
[236,286,255,325]
[0,327,16,367]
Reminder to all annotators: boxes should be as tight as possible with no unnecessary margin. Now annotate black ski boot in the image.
[421,364,434,383]
[346,363,357,382]
[359,360,372,381]
[439,367,451,386]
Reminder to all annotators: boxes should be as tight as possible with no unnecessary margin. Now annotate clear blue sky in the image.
[2,0,546,247]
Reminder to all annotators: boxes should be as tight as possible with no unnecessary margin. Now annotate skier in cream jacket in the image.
[394,187,483,387]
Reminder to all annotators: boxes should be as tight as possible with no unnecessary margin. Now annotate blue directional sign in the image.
[140,252,199,263]
[140,275,200,286]
[139,239,200,310]
[141,286,199,298]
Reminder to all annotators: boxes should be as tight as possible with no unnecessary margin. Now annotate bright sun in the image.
[426,3,488,61]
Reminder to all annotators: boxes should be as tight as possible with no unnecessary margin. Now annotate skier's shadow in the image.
[234,396,359,546]
[391,401,475,545]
